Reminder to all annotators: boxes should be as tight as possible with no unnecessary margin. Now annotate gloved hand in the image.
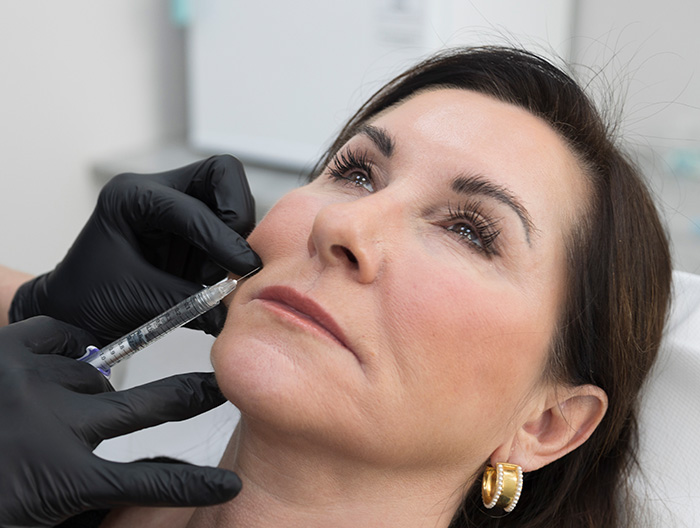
[9,155,261,345]
[0,316,241,528]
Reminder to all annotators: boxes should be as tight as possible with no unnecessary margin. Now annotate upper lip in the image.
[255,285,355,355]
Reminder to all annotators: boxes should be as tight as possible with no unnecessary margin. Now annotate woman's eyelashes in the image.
[326,148,502,256]
[327,148,375,192]
[445,202,501,256]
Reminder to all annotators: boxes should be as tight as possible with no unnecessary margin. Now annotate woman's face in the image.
[213,89,588,469]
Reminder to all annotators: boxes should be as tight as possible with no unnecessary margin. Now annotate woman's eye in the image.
[343,171,374,192]
[327,148,376,193]
[445,203,501,256]
[446,223,484,250]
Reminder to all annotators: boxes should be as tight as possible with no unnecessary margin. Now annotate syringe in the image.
[79,268,260,377]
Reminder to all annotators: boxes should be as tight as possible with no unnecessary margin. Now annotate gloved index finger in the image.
[134,183,261,275]
[158,155,256,236]
[81,372,226,442]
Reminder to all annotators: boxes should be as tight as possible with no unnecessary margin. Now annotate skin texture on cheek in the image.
[376,255,554,448]
[249,190,318,260]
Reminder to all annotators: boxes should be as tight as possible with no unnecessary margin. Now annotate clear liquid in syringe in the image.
[79,268,259,377]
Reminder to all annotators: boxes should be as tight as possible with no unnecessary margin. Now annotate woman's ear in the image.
[491,385,608,472]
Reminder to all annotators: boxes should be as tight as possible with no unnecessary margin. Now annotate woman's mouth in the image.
[254,286,357,359]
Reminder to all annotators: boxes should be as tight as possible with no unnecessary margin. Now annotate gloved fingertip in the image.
[203,469,243,503]
[100,462,242,508]
[241,252,264,274]
[188,303,227,337]
[215,238,262,277]
[238,244,263,271]
[199,372,226,405]
[159,467,242,506]
[176,371,226,410]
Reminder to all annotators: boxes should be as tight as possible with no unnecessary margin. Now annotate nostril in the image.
[332,244,358,265]
[343,247,358,264]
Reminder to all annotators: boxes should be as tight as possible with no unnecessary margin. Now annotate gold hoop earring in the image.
[482,462,523,513]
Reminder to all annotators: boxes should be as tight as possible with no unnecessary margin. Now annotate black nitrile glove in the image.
[9,155,261,345]
[0,316,241,528]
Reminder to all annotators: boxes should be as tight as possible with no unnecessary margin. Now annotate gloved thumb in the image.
[4,316,97,358]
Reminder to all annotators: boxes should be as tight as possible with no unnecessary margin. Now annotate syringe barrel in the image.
[84,277,237,373]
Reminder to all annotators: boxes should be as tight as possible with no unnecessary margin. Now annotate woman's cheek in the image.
[247,188,329,261]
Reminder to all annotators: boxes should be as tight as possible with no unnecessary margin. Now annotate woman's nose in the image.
[308,198,386,284]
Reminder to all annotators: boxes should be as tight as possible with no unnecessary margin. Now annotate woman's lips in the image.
[254,286,356,358]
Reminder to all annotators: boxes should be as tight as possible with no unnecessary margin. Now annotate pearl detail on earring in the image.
[504,465,523,512]
[482,462,523,513]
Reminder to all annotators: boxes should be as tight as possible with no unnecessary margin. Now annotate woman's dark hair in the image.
[312,47,672,528]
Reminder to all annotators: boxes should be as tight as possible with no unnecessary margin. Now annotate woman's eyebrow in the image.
[357,124,395,158]
[452,174,536,245]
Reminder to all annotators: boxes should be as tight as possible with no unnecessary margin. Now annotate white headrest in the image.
[633,270,700,526]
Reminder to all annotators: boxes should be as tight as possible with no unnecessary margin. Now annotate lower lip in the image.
[256,298,351,352]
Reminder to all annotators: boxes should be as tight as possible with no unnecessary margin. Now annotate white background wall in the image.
[572,0,700,152]
[188,0,574,170]
[0,1,186,274]
[570,0,700,274]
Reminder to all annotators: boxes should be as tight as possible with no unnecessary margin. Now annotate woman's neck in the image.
[185,421,474,528]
